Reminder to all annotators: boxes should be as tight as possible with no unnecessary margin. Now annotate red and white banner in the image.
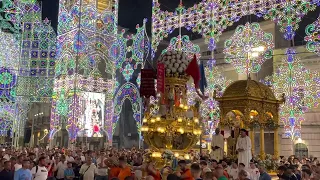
[157,63,165,94]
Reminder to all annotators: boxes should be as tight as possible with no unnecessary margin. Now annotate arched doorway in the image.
[295,143,308,159]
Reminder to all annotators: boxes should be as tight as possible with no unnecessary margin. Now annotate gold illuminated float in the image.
[142,51,202,159]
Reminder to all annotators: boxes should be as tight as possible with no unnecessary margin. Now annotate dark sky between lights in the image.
[40,0,320,46]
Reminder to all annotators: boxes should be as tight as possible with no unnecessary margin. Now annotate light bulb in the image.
[143,118,147,123]
[251,52,259,57]
[174,153,179,157]
[156,117,161,121]
[194,118,199,123]
[177,117,183,122]
[179,128,184,134]
[179,104,184,108]
[151,119,155,123]
[252,46,265,52]
[184,154,190,160]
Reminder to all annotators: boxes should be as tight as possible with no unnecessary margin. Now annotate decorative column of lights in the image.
[151,0,318,57]
[11,1,58,145]
[270,48,320,140]
[17,10,57,103]
[112,18,149,143]
[305,14,320,56]
[50,0,118,143]
[0,24,20,137]
[0,0,23,140]
[224,22,274,75]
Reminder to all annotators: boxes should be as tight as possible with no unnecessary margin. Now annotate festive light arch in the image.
[152,0,318,57]
[50,0,118,142]
[113,82,141,132]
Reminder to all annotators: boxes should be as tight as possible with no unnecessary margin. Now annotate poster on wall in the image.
[77,92,105,138]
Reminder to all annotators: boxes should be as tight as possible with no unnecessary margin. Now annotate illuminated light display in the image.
[50,0,118,142]
[187,65,232,139]
[152,0,317,57]
[262,1,317,40]
[0,29,20,137]
[305,14,320,56]
[0,0,22,35]
[268,48,320,139]
[113,82,141,132]
[17,16,57,103]
[161,35,201,60]
[112,19,149,143]
[224,22,274,74]
[0,68,17,102]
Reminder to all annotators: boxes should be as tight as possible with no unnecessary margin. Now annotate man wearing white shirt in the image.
[211,128,224,161]
[66,151,75,163]
[248,162,260,180]
[96,151,108,180]
[14,155,23,171]
[80,158,96,180]
[3,150,11,161]
[236,129,252,168]
[228,162,239,180]
[54,155,67,180]
[31,157,48,180]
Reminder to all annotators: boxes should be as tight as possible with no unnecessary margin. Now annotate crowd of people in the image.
[0,146,318,180]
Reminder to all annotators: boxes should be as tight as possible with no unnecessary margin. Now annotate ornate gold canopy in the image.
[214,77,284,159]
[215,77,284,126]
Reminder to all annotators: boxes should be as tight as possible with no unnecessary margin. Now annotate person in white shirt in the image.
[239,163,251,179]
[211,128,224,161]
[14,155,23,171]
[96,151,108,180]
[236,129,252,168]
[66,151,75,163]
[3,150,11,161]
[248,162,260,180]
[228,162,239,180]
[54,155,67,180]
[31,157,49,180]
[79,158,96,180]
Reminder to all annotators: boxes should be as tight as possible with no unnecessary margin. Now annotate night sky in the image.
[39,0,320,45]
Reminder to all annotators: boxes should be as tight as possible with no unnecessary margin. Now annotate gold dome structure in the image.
[214,77,284,159]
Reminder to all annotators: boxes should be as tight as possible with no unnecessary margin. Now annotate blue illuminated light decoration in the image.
[305,14,320,56]
[112,19,149,138]
[151,0,318,59]
[262,48,320,140]
[50,0,118,142]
